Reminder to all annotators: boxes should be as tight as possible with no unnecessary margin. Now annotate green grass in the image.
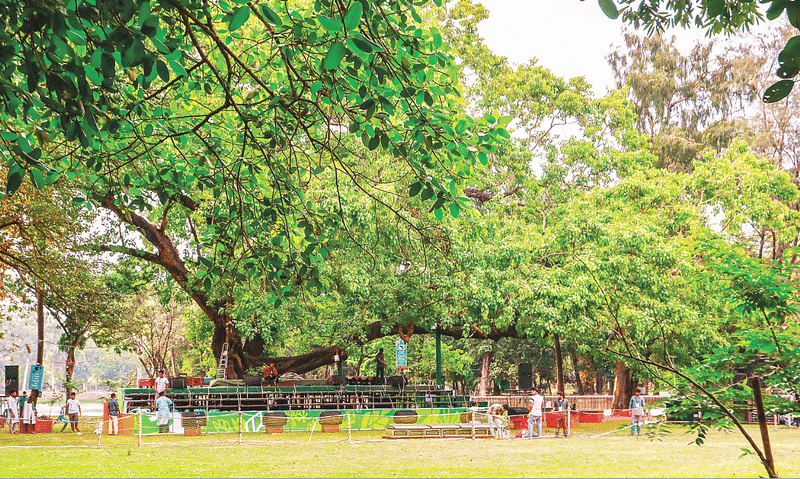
[2,423,799,477]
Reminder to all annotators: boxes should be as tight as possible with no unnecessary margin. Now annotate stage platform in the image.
[121,384,471,413]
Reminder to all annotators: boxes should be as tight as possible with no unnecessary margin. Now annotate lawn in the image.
[1,424,798,477]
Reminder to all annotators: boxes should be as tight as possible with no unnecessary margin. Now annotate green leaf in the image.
[323,42,347,70]
[498,115,513,126]
[368,134,380,150]
[449,203,460,218]
[344,2,362,31]
[705,0,725,17]
[790,2,800,29]
[598,0,619,19]
[434,208,443,221]
[777,65,799,79]
[228,6,251,32]
[350,38,374,55]
[767,0,789,20]
[409,182,422,197]
[763,80,794,103]
[156,60,169,82]
[30,169,45,190]
[137,1,151,28]
[6,166,24,196]
[141,16,159,37]
[259,5,282,25]
[317,15,342,33]
[420,186,434,201]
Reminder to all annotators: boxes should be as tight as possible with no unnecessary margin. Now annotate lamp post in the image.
[433,323,442,389]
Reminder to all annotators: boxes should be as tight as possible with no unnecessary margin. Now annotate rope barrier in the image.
[2,404,783,449]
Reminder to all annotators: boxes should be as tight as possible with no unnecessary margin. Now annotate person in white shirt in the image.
[66,392,82,433]
[22,396,36,433]
[5,390,19,434]
[527,387,544,438]
[155,370,170,395]
[487,403,508,439]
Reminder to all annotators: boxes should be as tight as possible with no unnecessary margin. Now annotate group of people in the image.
[525,388,571,439]
[486,388,649,439]
[3,390,37,434]
[3,390,85,434]
[484,388,572,439]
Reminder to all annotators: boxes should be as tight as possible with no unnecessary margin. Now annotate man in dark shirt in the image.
[554,391,570,437]
[375,349,386,385]
[108,393,120,435]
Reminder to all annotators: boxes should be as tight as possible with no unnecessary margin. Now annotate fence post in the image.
[238,411,243,444]
[567,409,571,438]
[97,418,103,448]
[347,412,352,444]
[308,416,320,444]
[138,410,142,447]
[471,411,475,440]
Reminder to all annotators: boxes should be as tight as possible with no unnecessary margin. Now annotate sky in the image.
[475,0,708,95]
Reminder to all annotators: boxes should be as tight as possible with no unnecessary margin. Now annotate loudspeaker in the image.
[169,377,187,389]
[5,365,19,395]
[518,363,533,391]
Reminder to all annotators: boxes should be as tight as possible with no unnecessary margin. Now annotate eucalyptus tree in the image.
[607,32,755,170]
[0,0,507,376]
[589,0,800,104]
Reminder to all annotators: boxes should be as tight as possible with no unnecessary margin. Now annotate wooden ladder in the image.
[216,342,229,379]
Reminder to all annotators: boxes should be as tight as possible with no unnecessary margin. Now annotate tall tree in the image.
[0,0,507,376]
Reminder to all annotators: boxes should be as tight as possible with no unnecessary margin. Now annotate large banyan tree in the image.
[0,0,505,376]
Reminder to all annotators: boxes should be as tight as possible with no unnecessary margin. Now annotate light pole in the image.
[433,323,442,389]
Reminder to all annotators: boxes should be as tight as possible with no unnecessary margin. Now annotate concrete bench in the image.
[386,424,430,438]
[385,422,493,439]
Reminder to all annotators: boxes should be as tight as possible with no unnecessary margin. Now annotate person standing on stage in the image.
[375,349,386,385]
[155,370,170,395]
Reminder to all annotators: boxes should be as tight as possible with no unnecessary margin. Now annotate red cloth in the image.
[262,365,278,379]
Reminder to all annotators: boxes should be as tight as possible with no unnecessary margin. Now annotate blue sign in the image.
[395,339,407,370]
[28,364,44,390]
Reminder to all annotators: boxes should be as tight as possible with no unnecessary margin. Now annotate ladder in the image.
[216,342,229,379]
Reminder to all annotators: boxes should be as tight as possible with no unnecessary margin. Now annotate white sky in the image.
[475,0,710,95]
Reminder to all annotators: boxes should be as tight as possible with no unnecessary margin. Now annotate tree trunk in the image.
[479,351,493,396]
[554,334,564,394]
[246,346,348,376]
[612,361,633,410]
[37,289,44,365]
[33,289,44,407]
[627,373,639,399]
[587,355,601,394]
[170,348,178,376]
[750,377,778,478]
[569,348,585,395]
[65,344,77,395]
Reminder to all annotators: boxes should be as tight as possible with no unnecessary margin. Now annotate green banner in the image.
[133,408,469,434]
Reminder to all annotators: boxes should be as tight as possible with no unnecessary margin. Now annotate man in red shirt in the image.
[262,364,279,385]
